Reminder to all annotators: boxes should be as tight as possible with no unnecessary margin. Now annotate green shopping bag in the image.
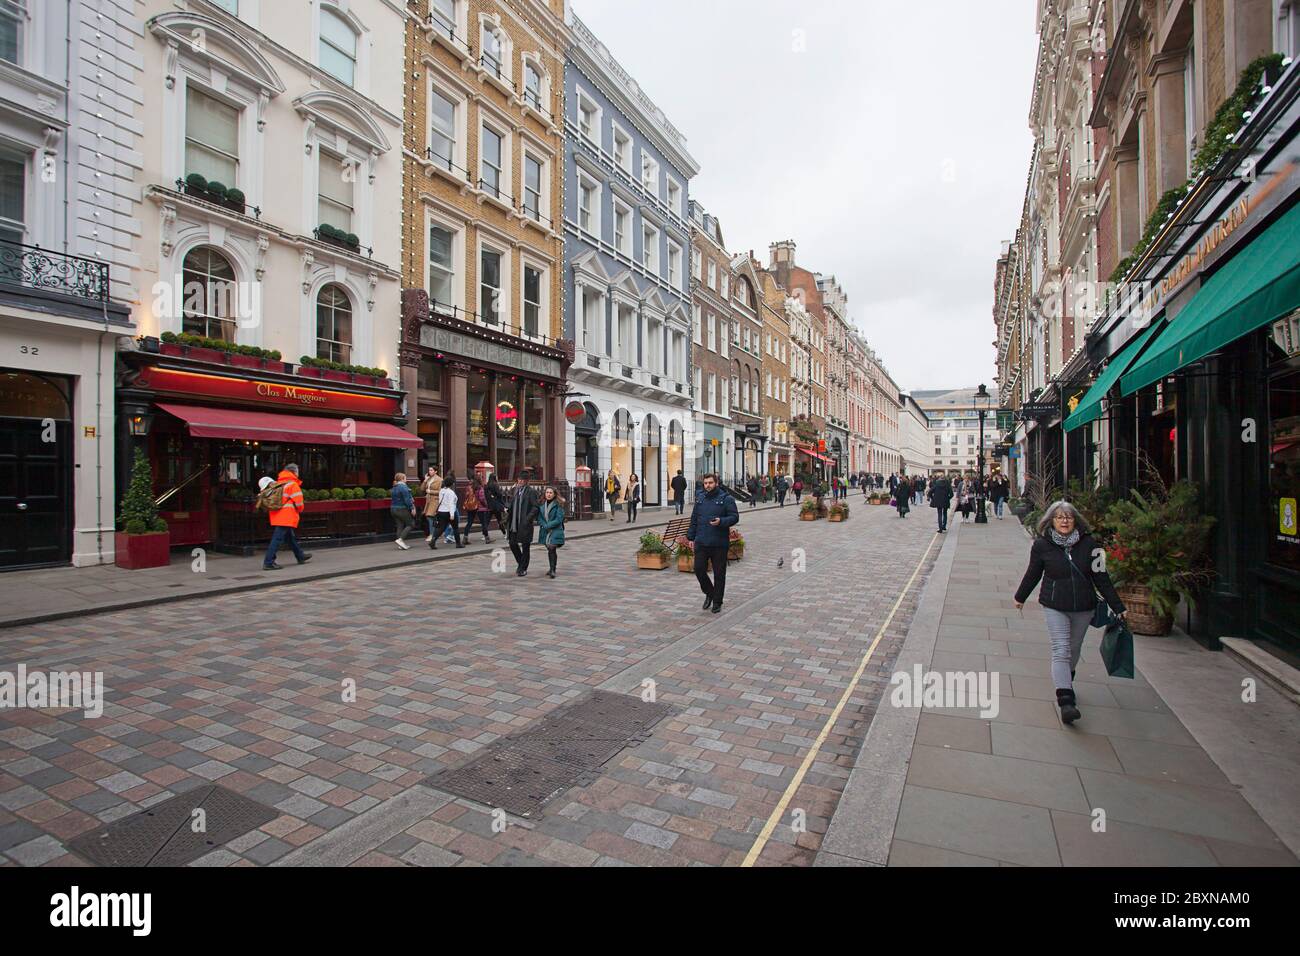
[1100,620,1135,679]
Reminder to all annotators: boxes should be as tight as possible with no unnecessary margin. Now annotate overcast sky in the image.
[571,0,1039,393]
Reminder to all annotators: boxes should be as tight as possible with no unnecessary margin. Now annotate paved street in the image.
[0,500,940,867]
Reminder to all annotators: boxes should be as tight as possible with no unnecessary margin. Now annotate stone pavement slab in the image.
[818,514,1299,868]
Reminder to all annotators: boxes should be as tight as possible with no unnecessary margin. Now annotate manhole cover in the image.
[68,785,278,867]
[423,691,675,818]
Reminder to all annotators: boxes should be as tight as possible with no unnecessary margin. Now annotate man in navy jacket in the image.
[688,472,740,614]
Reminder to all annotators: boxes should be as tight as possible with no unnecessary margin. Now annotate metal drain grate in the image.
[68,785,278,867]
[424,691,675,818]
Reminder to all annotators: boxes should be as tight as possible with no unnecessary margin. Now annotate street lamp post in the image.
[974,383,991,524]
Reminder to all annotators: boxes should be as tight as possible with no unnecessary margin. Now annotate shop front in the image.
[400,290,569,493]
[733,426,766,484]
[118,345,418,553]
[1074,59,1300,654]
[696,421,729,486]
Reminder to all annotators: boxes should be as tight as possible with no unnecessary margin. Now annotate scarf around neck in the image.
[1049,528,1081,549]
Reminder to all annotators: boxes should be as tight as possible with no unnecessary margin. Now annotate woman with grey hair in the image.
[1013,500,1126,725]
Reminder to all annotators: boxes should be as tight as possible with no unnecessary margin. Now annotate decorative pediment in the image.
[294,91,391,153]
[571,249,613,284]
[641,287,668,312]
[608,269,640,298]
[149,12,286,96]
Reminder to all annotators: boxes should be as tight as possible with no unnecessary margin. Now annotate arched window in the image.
[182,247,238,341]
[316,284,353,363]
[320,8,358,86]
[612,408,634,443]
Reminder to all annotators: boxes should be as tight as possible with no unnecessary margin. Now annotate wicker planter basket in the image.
[1116,584,1173,636]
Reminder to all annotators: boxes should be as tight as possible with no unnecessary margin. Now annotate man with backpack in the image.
[260,463,311,570]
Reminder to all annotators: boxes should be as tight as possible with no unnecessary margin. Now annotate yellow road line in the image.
[740,534,941,867]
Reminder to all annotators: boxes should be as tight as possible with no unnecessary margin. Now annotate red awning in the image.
[157,403,420,449]
[796,446,834,465]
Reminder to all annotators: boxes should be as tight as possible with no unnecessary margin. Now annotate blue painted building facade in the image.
[561,10,699,506]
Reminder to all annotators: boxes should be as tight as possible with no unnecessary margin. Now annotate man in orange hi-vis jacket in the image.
[262,463,313,570]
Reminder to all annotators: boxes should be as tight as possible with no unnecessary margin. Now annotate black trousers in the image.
[462,510,488,537]
[432,511,461,546]
[508,532,531,570]
[674,498,684,515]
[694,545,728,606]
[777,490,786,507]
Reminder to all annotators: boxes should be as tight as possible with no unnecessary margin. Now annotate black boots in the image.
[1056,688,1081,725]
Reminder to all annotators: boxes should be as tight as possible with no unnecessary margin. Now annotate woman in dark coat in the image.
[536,486,566,578]
[1014,501,1127,725]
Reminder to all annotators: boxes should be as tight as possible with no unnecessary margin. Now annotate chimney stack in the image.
[769,240,796,267]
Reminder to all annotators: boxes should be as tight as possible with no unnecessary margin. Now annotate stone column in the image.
[399,342,422,475]
[447,362,470,478]
[1151,52,1190,197]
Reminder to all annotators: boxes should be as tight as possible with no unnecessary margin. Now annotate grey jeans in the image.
[1043,607,1092,689]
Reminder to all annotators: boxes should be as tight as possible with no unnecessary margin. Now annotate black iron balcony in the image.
[0,239,110,302]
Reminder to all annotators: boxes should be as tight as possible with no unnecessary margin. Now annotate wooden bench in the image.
[661,516,691,545]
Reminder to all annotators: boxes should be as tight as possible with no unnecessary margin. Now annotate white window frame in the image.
[691,247,701,280]
[425,71,469,181]
[641,153,659,197]
[667,239,683,289]
[692,303,702,345]
[425,211,463,313]
[184,83,242,188]
[521,56,548,117]
[707,313,717,352]
[666,175,683,217]
[612,196,632,257]
[477,115,512,207]
[519,255,548,343]
[576,168,601,238]
[521,144,549,227]
[314,3,370,95]
[707,259,716,290]
[707,372,716,414]
[720,272,729,300]
[575,87,601,147]
[477,236,509,327]
[316,149,355,233]
[612,121,633,176]
[641,221,659,274]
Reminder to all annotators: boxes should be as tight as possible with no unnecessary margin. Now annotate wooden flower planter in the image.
[676,554,694,573]
[1116,584,1173,636]
[114,531,171,570]
[828,514,845,522]
[727,546,743,562]
[636,552,670,570]
[799,512,819,521]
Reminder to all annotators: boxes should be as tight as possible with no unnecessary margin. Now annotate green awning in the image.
[1121,199,1300,396]
[1063,318,1165,432]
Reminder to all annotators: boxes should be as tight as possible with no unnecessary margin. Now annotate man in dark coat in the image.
[505,474,540,576]
[688,473,739,614]
[671,470,688,515]
[774,474,789,507]
[928,471,953,532]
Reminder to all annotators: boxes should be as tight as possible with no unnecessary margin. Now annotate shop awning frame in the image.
[1121,199,1300,396]
[156,403,420,449]
[1063,319,1166,432]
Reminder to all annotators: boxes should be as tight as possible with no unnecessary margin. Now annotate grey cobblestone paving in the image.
[0,501,937,866]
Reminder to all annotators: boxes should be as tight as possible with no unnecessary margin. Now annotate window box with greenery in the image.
[1104,477,1215,636]
[314,223,362,253]
[115,449,170,570]
[179,174,246,215]
[157,332,287,372]
[635,531,672,569]
[296,355,390,387]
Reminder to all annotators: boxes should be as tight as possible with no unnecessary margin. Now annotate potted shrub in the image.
[828,501,849,522]
[224,187,246,215]
[674,537,695,573]
[726,528,744,561]
[227,344,264,369]
[183,173,208,199]
[799,498,820,521]
[1104,478,1215,636]
[205,180,230,206]
[114,449,170,569]
[635,531,672,570]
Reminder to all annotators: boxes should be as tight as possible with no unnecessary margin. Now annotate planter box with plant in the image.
[115,448,170,570]
[157,332,285,371]
[675,538,695,572]
[727,528,744,561]
[636,531,672,570]
[829,501,849,522]
[316,223,362,253]
[799,499,820,521]
[297,355,390,387]
[1104,475,1215,636]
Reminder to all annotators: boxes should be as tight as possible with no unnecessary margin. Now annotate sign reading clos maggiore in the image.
[419,325,563,379]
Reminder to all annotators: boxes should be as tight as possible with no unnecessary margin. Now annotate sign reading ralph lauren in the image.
[420,325,562,379]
